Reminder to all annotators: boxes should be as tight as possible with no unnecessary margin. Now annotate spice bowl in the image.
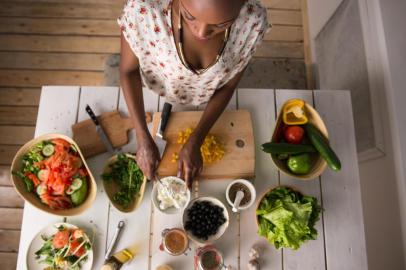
[225,179,256,211]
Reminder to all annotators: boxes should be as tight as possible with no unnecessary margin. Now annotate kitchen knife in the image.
[85,104,116,154]
[155,102,172,158]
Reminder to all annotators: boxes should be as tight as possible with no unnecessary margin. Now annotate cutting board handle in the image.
[122,112,153,131]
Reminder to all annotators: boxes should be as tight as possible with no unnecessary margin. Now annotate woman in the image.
[119,0,268,188]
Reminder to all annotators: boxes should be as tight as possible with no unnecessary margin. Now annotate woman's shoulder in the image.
[241,0,268,29]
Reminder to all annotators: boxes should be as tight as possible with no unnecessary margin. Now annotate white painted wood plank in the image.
[275,89,326,270]
[197,178,239,269]
[68,86,120,269]
[105,88,159,270]
[151,97,198,270]
[314,90,368,270]
[33,86,81,137]
[238,89,282,270]
[17,86,80,270]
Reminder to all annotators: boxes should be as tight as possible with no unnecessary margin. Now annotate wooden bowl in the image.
[102,154,147,213]
[271,100,328,180]
[10,133,97,216]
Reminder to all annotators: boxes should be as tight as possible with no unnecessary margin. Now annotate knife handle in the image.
[85,105,99,125]
[159,102,172,135]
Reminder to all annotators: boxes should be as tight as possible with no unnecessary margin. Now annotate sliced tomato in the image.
[52,230,70,249]
[25,173,40,187]
[69,239,86,257]
[52,139,71,149]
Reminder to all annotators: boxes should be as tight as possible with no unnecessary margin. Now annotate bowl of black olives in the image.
[182,197,229,244]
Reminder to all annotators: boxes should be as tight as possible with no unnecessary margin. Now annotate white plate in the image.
[27,222,93,270]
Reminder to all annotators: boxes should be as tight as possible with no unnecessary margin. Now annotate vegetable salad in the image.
[35,224,91,270]
[13,139,89,210]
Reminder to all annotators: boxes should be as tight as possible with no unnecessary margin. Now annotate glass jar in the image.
[194,245,224,270]
[160,228,189,256]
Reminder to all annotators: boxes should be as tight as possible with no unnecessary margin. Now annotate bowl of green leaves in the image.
[102,153,146,213]
[256,186,322,250]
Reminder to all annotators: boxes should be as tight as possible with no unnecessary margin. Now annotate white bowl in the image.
[27,222,93,270]
[151,176,191,215]
[182,196,229,245]
[225,179,256,211]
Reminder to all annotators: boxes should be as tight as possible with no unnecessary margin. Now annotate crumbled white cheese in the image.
[157,177,188,210]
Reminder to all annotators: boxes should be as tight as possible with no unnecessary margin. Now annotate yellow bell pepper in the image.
[282,99,308,125]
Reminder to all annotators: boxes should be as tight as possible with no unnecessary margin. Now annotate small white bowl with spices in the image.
[225,179,256,212]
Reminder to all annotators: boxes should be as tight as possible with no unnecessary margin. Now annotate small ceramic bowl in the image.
[151,176,191,215]
[182,196,229,245]
[102,153,147,213]
[271,99,329,180]
[10,133,97,216]
[225,179,256,211]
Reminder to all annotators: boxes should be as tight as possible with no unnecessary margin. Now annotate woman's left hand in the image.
[177,137,203,189]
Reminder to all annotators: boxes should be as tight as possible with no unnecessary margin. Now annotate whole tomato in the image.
[284,126,305,144]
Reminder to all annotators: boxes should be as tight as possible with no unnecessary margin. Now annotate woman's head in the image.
[179,0,245,41]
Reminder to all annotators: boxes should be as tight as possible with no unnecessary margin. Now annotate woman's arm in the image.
[119,33,160,179]
[178,70,245,187]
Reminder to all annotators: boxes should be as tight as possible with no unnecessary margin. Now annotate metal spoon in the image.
[105,220,125,260]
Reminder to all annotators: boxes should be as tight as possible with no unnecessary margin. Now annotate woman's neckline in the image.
[168,0,232,76]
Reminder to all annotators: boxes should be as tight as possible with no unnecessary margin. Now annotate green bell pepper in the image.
[287,153,312,174]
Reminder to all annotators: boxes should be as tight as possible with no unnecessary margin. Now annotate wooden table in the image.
[16,86,368,270]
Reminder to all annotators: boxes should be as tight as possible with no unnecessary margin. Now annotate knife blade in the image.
[155,102,172,158]
[85,104,116,154]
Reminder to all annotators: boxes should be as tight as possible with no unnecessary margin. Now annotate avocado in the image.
[71,178,88,206]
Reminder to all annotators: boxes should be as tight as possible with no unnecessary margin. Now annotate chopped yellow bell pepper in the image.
[282,99,308,125]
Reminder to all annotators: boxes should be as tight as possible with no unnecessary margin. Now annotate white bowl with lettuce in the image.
[256,186,322,250]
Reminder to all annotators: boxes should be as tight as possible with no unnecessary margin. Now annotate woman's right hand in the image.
[135,134,160,180]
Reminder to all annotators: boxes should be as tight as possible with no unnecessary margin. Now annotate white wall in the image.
[307,0,344,40]
[307,0,406,269]
[375,0,406,266]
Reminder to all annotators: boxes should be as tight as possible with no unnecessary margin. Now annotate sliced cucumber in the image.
[66,178,83,195]
[37,169,49,181]
[42,144,55,157]
[36,184,47,196]
[71,178,83,190]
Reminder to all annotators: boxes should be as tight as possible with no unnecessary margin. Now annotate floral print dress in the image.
[118,0,269,106]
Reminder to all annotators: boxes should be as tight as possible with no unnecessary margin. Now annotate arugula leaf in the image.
[12,171,34,192]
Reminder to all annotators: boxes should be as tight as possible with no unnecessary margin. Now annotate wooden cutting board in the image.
[72,110,151,158]
[151,110,255,179]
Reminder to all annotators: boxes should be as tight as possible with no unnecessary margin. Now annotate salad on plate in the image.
[33,223,92,270]
[13,138,89,210]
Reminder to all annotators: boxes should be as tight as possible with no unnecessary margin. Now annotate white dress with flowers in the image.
[118,0,269,106]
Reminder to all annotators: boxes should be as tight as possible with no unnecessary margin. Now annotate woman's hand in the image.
[177,137,203,189]
[136,135,160,180]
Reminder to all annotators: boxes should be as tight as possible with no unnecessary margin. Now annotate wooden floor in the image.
[0,0,309,268]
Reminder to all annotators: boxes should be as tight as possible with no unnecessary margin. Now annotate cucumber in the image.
[36,184,47,196]
[42,144,55,157]
[71,178,88,206]
[305,124,341,171]
[66,178,83,195]
[261,142,316,155]
[37,169,49,181]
